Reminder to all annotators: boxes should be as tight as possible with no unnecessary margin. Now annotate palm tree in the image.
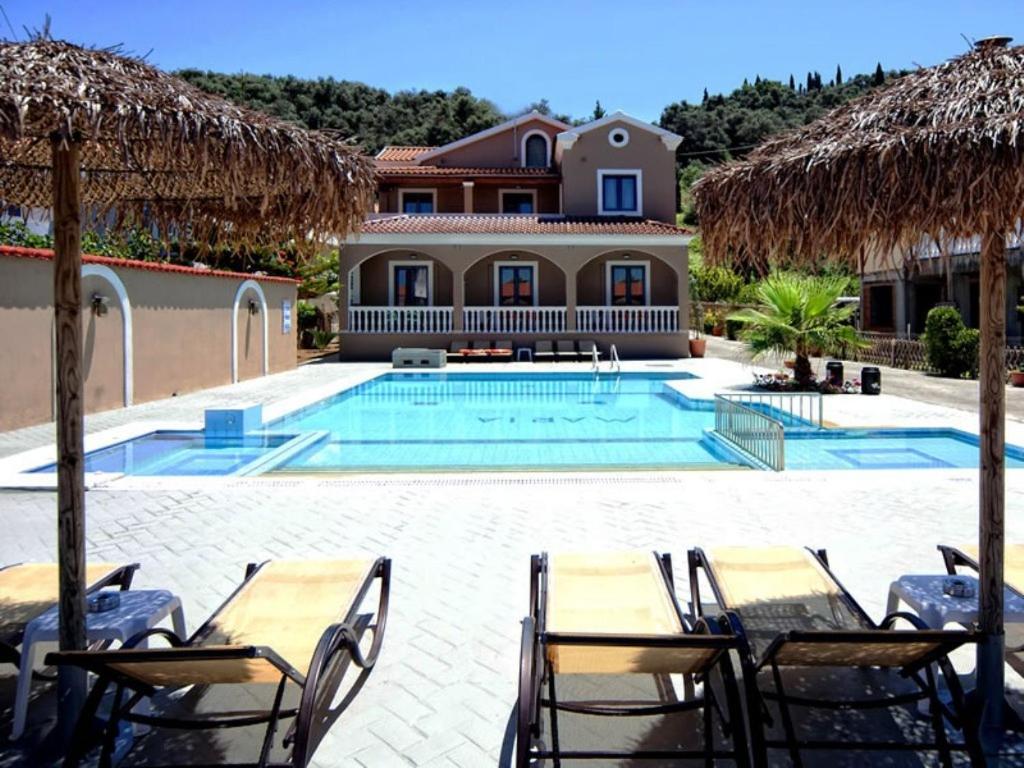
[729,273,865,387]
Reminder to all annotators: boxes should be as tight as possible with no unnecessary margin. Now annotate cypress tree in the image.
[806,72,813,91]
[742,77,749,87]
[754,75,761,86]
[873,62,884,86]
[702,87,709,103]
[592,99,605,119]
[788,74,795,90]
[835,64,843,85]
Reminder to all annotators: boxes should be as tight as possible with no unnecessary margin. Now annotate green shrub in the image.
[924,306,978,377]
[296,300,318,331]
[725,318,743,340]
[692,263,745,303]
[311,329,338,351]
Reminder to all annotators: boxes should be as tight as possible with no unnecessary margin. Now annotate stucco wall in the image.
[559,119,677,223]
[0,253,297,431]
[356,252,454,306]
[575,251,679,306]
[463,252,567,306]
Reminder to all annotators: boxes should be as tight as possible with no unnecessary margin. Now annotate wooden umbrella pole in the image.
[51,131,88,742]
[977,226,1006,755]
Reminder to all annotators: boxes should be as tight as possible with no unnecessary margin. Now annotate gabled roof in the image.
[556,111,683,151]
[415,111,571,164]
[375,145,436,162]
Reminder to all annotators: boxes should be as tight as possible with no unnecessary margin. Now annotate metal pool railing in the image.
[715,391,823,428]
[713,395,786,471]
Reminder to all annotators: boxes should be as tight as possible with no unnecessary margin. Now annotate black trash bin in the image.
[825,361,844,387]
[861,366,881,395]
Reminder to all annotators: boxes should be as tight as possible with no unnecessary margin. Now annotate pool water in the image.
[26,372,1024,475]
[268,372,745,471]
[31,432,295,476]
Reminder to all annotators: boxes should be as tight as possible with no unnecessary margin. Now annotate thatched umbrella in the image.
[694,36,1024,754]
[0,37,375,737]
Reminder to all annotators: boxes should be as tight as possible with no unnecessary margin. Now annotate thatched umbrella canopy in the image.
[694,36,1024,753]
[0,37,375,738]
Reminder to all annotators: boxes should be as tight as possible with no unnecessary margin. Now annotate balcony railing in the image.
[462,306,567,335]
[347,306,453,334]
[575,306,680,334]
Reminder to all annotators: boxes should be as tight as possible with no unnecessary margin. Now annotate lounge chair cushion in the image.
[110,559,377,685]
[545,551,714,674]
[953,544,1024,595]
[704,547,867,657]
[0,563,122,637]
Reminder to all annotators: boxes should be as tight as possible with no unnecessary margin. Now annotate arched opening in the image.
[575,250,679,307]
[463,251,566,307]
[348,250,454,307]
[232,280,268,383]
[521,131,550,168]
[79,265,132,409]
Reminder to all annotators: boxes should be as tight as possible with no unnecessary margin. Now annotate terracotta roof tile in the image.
[0,245,299,284]
[358,214,692,236]
[374,146,436,162]
[375,165,559,178]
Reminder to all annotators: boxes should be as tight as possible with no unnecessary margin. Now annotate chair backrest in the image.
[556,340,576,353]
[472,340,492,350]
[578,340,596,352]
[495,340,513,350]
[450,341,467,352]
[954,544,1024,595]
[535,340,553,353]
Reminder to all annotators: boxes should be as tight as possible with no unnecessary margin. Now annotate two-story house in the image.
[337,110,693,360]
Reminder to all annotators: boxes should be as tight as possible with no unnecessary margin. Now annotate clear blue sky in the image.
[7,1,1021,121]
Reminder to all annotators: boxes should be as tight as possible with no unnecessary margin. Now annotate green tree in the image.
[873,62,885,86]
[728,273,865,388]
[592,100,606,120]
[835,64,843,85]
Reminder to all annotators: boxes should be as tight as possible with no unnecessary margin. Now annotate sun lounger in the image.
[577,340,602,361]
[533,340,555,361]
[689,546,981,767]
[491,340,514,362]
[0,562,137,675]
[447,340,468,363]
[48,558,391,768]
[555,340,578,362]
[512,551,749,766]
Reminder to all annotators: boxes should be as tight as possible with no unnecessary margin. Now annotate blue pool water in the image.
[27,372,1024,475]
[268,372,743,471]
[32,432,295,476]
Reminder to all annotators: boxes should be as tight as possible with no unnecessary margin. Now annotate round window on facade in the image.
[608,128,630,148]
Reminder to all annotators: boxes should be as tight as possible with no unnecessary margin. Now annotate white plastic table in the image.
[12,589,186,740]
[886,574,1024,629]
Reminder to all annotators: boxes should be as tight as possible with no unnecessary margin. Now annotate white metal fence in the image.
[713,395,786,471]
[715,391,823,428]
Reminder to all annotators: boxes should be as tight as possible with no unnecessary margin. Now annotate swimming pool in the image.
[25,371,1024,475]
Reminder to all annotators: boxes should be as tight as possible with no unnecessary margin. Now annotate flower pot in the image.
[711,326,724,337]
[689,338,707,358]
[783,359,796,370]
[1011,371,1024,388]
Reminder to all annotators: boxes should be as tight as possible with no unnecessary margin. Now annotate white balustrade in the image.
[347,306,453,334]
[462,307,567,335]
[575,306,680,334]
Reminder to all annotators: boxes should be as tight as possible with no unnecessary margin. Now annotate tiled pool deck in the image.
[2,357,1024,766]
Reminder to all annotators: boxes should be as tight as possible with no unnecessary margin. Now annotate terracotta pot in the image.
[711,326,724,337]
[1011,371,1024,388]
[783,359,796,370]
[689,338,707,358]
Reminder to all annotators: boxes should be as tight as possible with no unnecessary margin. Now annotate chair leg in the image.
[719,654,752,767]
[939,655,985,767]
[547,671,561,768]
[99,683,127,768]
[515,618,537,768]
[924,664,954,768]
[770,662,803,768]
[63,675,113,768]
[257,676,288,768]
[702,678,714,768]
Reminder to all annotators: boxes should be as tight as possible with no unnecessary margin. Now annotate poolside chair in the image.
[512,551,750,767]
[48,557,391,768]
[447,340,468,363]
[491,340,514,362]
[1,562,137,676]
[689,546,982,768]
[555,339,579,362]
[533,340,556,362]
[577,340,602,362]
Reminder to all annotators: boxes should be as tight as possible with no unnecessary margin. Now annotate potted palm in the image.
[728,273,867,390]
[1011,362,1024,388]
[688,271,706,357]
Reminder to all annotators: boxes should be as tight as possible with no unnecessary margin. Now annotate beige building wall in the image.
[463,252,567,306]
[421,118,563,168]
[559,118,677,224]
[0,253,297,431]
